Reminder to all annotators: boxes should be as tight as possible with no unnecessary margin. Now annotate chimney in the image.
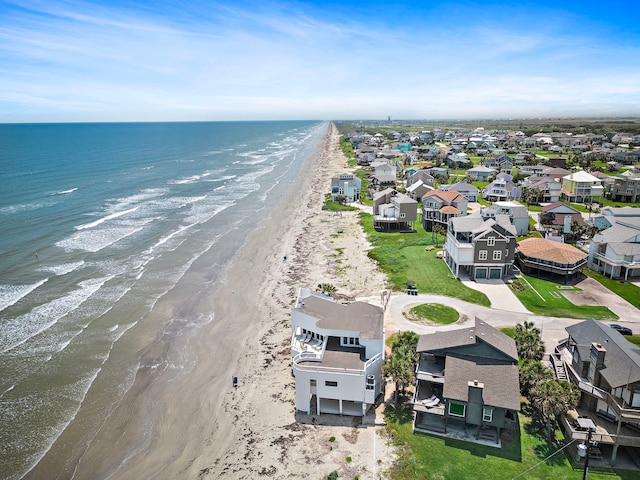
[588,342,606,382]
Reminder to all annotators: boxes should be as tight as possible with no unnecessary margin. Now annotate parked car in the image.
[609,324,633,336]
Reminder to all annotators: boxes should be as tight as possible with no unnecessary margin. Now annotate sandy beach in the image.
[37,124,394,479]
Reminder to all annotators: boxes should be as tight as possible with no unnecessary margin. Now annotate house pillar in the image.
[611,444,619,466]
[317,397,321,416]
[339,399,343,416]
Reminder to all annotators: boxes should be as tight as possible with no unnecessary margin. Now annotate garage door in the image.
[475,268,487,279]
[489,268,502,279]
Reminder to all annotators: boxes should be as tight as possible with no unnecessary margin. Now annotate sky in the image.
[1,0,639,122]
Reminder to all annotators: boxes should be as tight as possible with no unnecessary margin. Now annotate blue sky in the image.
[1,0,639,122]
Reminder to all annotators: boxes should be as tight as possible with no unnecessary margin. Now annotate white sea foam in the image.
[74,206,139,231]
[170,172,212,185]
[57,225,145,252]
[0,279,49,312]
[40,261,85,276]
[52,187,78,196]
[0,276,110,353]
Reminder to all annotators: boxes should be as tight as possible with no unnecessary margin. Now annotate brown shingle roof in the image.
[518,238,587,264]
[440,205,461,214]
[443,355,521,411]
[424,189,463,203]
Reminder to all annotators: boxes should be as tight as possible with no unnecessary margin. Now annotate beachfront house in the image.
[413,318,520,445]
[290,288,384,417]
[373,188,418,231]
[331,173,361,203]
[443,214,517,280]
[553,320,640,466]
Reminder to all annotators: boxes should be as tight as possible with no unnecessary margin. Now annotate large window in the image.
[325,381,338,387]
[487,236,496,247]
[493,250,502,261]
[448,402,466,417]
[483,407,493,422]
[479,250,488,260]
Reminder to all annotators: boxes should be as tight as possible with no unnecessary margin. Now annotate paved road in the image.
[381,276,640,352]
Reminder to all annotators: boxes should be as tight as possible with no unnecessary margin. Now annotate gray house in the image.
[444,215,517,280]
[413,318,520,445]
[554,319,640,466]
[372,188,418,231]
[481,201,529,236]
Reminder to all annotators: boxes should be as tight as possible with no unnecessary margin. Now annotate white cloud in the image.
[0,0,639,121]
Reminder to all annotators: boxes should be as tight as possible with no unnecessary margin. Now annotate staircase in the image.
[478,426,497,443]
[550,353,567,381]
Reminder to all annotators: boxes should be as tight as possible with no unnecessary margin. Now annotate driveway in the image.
[383,292,582,352]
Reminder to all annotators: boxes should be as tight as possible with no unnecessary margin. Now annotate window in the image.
[325,381,338,387]
[479,250,488,260]
[310,380,316,386]
[487,236,496,247]
[448,402,465,417]
[493,250,502,261]
[483,407,493,422]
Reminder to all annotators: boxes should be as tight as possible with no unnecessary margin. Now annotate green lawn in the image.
[510,275,618,319]
[384,405,630,480]
[405,303,459,325]
[360,213,490,306]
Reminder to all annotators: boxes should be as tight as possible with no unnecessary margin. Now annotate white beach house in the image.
[290,288,385,417]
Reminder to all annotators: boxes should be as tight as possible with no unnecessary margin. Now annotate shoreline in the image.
[30,123,393,479]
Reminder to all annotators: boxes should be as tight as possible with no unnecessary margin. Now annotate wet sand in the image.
[28,124,393,479]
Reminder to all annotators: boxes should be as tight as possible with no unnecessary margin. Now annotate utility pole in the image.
[582,427,595,480]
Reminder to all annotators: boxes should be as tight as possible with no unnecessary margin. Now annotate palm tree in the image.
[384,331,419,404]
[530,379,579,448]
[514,321,545,361]
[519,359,554,397]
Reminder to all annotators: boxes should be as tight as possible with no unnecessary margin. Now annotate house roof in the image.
[426,189,464,202]
[417,318,518,361]
[440,205,461,214]
[541,201,581,215]
[443,355,521,411]
[517,238,587,264]
[563,170,601,183]
[440,182,479,194]
[565,319,640,388]
[296,295,384,340]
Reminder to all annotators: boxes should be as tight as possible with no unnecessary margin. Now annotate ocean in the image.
[0,120,327,479]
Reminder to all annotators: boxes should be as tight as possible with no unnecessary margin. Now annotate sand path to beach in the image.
[59,124,394,480]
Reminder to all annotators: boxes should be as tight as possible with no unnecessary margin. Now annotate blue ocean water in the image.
[0,120,326,479]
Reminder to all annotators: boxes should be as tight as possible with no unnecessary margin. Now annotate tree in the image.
[519,359,554,397]
[383,331,419,405]
[432,224,447,246]
[530,379,580,447]
[514,321,545,361]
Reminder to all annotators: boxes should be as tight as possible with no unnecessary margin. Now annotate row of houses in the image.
[289,288,640,465]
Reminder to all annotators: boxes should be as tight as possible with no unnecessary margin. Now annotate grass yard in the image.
[405,303,459,325]
[510,275,618,319]
[360,213,490,306]
[384,404,630,480]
